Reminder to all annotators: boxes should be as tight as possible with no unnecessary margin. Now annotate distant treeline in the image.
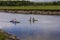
[0,1,60,6]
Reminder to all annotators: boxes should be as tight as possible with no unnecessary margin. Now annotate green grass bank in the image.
[0,6,60,15]
[0,6,60,10]
[0,29,20,40]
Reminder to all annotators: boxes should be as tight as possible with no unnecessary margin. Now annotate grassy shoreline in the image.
[0,6,60,15]
[0,29,20,40]
[0,6,60,10]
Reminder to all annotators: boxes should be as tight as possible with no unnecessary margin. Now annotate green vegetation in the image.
[0,32,12,40]
[0,1,60,6]
[0,6,60,10]
[0,1,60,10]
[0,30,19,40]
[0,32,5,40]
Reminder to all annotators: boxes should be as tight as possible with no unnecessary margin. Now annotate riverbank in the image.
[0,29,20,40]
[0,6,60,15]
[0,9,60,15]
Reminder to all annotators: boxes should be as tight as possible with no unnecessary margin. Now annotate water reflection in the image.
[11,22,17,25]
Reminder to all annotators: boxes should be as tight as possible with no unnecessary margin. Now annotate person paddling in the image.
[10,18,20,23]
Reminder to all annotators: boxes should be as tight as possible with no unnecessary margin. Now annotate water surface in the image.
[0,12,60,40]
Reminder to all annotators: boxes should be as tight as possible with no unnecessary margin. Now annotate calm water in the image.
[0,12,60,40]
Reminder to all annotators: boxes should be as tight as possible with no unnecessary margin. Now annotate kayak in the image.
[10,21,20,23]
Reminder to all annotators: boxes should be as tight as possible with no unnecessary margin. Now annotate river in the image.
[0,12,60,40]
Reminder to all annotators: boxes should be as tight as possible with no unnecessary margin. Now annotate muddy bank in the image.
[0,29,20,40]
[0,10,60,15]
